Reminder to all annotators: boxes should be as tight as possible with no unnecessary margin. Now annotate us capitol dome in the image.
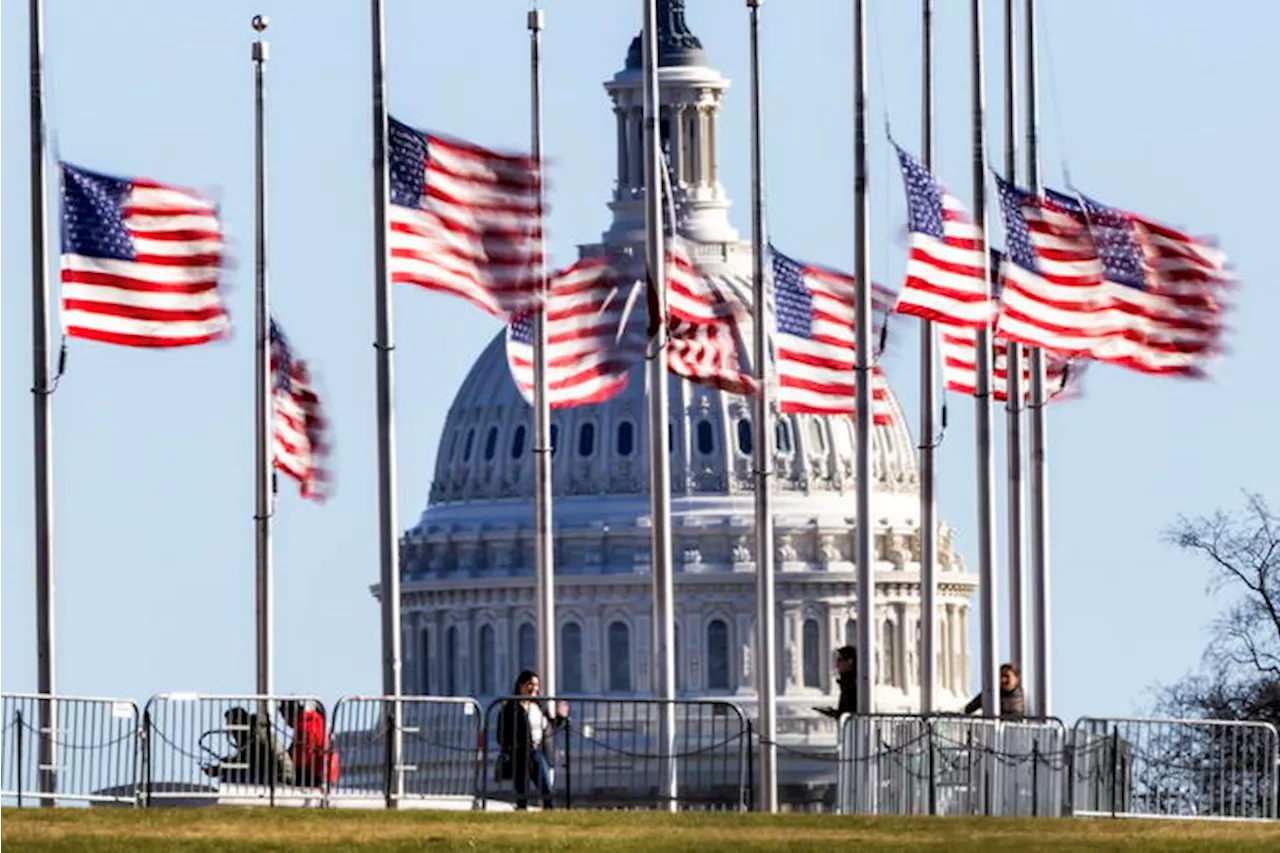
[392,0,977,745]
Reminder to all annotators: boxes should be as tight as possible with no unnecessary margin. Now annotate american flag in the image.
[59,162,230,347]
[388,117,543,318]
[270,320,330,502]
[893,145,993,327]
[769,246,895,421]
[661,239,756,395]
[1074,192,1227,374]
[997,179,1226,376]
[992,177,1114,357]
[941,249,1081,402]
[505,256,646,408]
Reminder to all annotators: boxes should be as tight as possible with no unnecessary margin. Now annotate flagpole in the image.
[1002,0,1027,684]
[1025,0,1051,718]
[970,0,1001,718]
[745,0,777,813]
[641,0,678,811]
[29,0,58,803]
[527,6,557,700]
[918,0,938,716]
[853,0,876,717]
[251,14,275,702]
[369,0,403,807]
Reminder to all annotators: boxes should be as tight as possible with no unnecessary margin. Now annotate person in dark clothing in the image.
[202,707,294,785]
[495,670,567,810]
[963,662,1027,719]
[815,645,858,719]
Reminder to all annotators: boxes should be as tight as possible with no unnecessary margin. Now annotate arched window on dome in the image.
[736,418,753,456]
[517,622,536,675]
[668,421,675,454]
[478,624,496,694]
[845,618,857,650]
[445,626,459,695]
[775,420,792,453]
[881,620,897,687]
[550,424,560,456]
[706,619,731,691]
[616,421,634,457]
[607,621,632,693]
[462,429,475,463]
[420,631,431,695]
[674,622,684,692]
[802,618,822,688]
[483,426,499,461]
[578,422,596,457]
[560,622,583,693]
[510,424,527,460]
[696,419,715,455]
[808,420,826,453]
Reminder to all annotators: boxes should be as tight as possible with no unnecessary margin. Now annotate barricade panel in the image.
[1,693,140,807]
[326,695,482,807]
[141,694,327,807]
[836,713,1068,817]
[1070,716,1279,821]
[480,696,750,811]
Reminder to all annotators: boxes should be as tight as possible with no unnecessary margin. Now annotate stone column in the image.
[691,102,706,189]
[627,106,643,193]
[672,103,686,187]
[708,96,719,187]
[614,106,627,198]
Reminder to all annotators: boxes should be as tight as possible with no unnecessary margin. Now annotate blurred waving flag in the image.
[892,145,993,327]
[995,176,1228,376]
[388,117,543,318]
[59,162,230,347]
[506,256,646,408]
[942,249,1081,402]
[660,239,756,396]
[270,320,330,502]
[770,246,895,421]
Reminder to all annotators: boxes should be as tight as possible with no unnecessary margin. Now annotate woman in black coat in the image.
[495,670,566,809]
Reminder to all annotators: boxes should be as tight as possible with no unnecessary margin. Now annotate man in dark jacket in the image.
[816,646,858,719]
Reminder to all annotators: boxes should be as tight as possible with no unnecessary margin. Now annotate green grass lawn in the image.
[4,809,1280,852]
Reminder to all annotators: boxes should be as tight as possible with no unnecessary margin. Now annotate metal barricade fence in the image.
[480,697,751,811]
[327,696,481,807]
[836,714,1068,817]
[1,693,140,807]
[141,693,326,807]
[1070,716,1280,821]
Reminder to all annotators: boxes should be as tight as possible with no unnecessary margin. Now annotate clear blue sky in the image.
[3,1,1277,724]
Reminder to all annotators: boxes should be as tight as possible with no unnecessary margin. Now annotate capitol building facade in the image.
[392,2,977,741]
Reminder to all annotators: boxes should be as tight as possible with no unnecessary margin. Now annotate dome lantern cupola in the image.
[605,0,737,246]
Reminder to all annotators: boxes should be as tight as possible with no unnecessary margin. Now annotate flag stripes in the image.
[388,117,543,318]
[59,162,230,347]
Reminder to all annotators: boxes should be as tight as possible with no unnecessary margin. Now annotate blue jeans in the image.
[513,746,554,809]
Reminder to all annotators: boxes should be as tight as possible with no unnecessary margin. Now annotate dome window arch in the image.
[483,426,499,461]
[881,620,898,687]
[696,418,715,456]
[550,423,560,456]
[462,429,476,463]
[420,630,431,695]
[510,424,527,460]
[560,622,583,693]
[607,620,632,693]
[445,625,460,695]
[578,421,596,458]
[775,420,792,453]
[706,618,732,691]
[478,624,496,694]
[736,417,753,456]
[616,421,635,457]
[808,420,826,453]
[517,622,536,675]
[802,618,822,688]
